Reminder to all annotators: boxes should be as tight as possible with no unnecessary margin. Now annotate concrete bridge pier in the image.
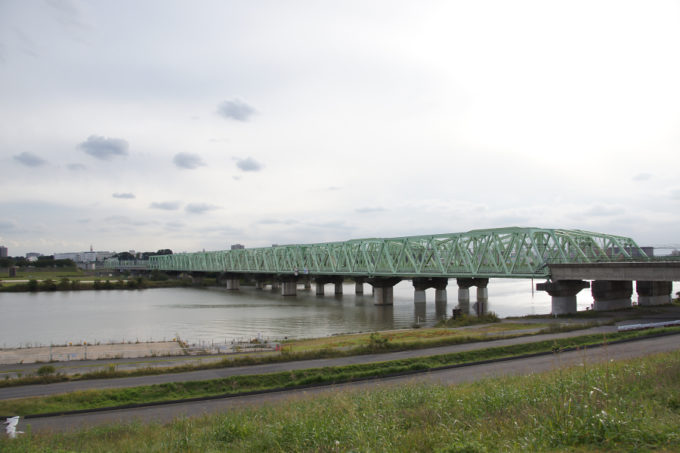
[412,278,448,304]
[456,278,473,314]
[592,280,632,311]
[476,278,489,304]
[314,276,344,296]
[368,277,402,305]
[636,281,672,306]
[434,278,448,304]
[457,278,488,314]
[255,280,266,290]
[280,276,298,296]
[412,278,429,303]
[304,279,312,290]
[315,282,325,296]
[271,281,281,292]
[224,273,240,290]
[354,278,365,295]
[536,280,589,315]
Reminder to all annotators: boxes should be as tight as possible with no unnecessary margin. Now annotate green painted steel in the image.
[104,227,649,279]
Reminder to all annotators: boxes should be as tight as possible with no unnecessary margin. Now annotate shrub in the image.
[40,279,57,291]
[57,277,71,290]
[27,279,39,291]
[36,365,56,376]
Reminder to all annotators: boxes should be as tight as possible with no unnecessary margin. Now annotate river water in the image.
[0,280,676,348]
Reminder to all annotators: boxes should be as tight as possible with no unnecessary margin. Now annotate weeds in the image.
[2,351,680,452]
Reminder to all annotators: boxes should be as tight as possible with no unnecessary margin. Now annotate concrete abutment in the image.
[636,280,672,306]
[592,280,632,311]
[536,280,590,315]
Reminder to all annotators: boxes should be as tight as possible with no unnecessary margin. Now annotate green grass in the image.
[1,326,678,416]
[2,349,679,452]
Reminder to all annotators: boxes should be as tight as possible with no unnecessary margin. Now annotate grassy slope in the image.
[2,349,679,452]
[1,327,677,416]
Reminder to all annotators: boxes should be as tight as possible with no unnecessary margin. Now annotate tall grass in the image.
[2,350,679,452]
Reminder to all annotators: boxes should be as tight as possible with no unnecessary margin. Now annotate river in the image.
[0,280,676,348]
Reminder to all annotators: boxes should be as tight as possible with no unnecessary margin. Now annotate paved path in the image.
[0,325,617,400]
[14,334,680,434]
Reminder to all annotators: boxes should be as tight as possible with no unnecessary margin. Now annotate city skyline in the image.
[2,1,680,256]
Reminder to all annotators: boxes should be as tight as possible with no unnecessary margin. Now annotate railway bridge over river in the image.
[105,227,680,315]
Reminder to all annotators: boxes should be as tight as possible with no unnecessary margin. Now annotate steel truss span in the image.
[106,227,647,279]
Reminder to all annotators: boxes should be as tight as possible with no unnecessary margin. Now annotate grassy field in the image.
[1,327,677,416]
[281,320,546,353]
[1,349,679,451]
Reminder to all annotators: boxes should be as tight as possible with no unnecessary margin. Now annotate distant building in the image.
[0,246,7,258]
[607,246,654,258]
[53,250,116,269]
[26,252,42,263]
[230,244,245,250]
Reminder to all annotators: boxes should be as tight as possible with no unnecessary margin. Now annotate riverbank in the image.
[2,339,679,451]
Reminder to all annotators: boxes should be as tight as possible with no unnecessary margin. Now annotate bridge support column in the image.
[636,281,672,306]
[281,277,298,296]
[316,282,325,296]
[314,276,344,296]
[368,277,402,306]
[412,278,448,304]
[434,278,448,304]
[255,280,265,290]
[224,274,240,290]
[536,280,589,315]
[271,280,281,292]
[354,278,365,295]
[457,279,473,314]
[413,278,428,303]
[592,280,632,311]
[476,278,489,304]
[304,279,312,290]
[226,279,240,290]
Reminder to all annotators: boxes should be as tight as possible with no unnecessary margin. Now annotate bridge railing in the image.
[103,259,150,270]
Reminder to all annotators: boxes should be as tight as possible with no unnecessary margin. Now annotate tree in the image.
[114,252,135,261]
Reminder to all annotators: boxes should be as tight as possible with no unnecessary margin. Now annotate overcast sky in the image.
[1,0,679,256]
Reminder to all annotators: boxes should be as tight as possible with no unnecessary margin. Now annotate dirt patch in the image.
[0,341,184,365]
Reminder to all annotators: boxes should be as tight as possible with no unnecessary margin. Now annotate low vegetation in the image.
[0,276,213,292]
[2,349,679,452]
[1,326,678,416]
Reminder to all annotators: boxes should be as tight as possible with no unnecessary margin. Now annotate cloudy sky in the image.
[1,0,679,256]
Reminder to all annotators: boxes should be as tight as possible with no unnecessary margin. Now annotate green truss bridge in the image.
[104,227,680,313]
